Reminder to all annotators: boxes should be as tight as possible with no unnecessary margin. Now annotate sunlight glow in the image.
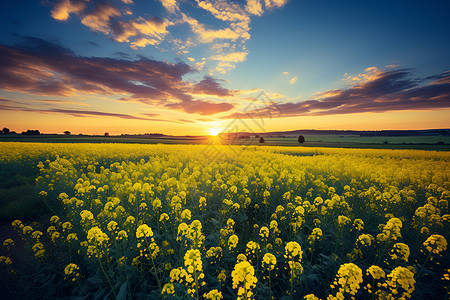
[208,127,223,136]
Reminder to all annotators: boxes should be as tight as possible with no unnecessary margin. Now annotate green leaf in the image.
[117,281,128,300]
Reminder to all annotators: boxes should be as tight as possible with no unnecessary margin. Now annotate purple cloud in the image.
[224,69,450,119]
[0,37,234,115]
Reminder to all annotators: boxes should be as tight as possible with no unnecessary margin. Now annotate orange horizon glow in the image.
[1,108,449,136]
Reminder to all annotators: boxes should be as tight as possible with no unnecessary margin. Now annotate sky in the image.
[0,0,449,136]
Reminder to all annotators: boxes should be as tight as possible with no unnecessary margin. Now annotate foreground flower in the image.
[232,261,257,300]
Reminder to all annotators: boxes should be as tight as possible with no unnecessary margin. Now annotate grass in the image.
[1,134,449,150]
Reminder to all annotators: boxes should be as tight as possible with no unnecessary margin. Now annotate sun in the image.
[208,127,222,136]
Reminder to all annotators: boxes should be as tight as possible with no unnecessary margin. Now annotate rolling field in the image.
[0,142,449,299]
[1,133,450,151]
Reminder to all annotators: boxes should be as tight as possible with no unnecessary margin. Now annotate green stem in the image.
[416,251,432,278]
[98,256,117,298]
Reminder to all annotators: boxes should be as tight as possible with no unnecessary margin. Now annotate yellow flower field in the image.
[0,142,449,299]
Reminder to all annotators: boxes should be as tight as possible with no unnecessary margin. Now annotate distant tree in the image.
[22,130,40,135]
[255,135,260,138]
[2,128,10,134]
[64,131,71,135]
[104,132,109,136]
[259,137,265,143]
[298,135,305,143]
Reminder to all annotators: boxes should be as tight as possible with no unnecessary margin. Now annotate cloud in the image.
[195,0,249,22]
[0,38,235,115]
[111,17,170,48]
[282,71,289,75]
[289,76,298,85]
[264,0,289,9]
[246,0,263,16]
[47,0,289,74]
[81,2,122,34]
[166,99,233,115]
[51,0,86,21]
[0,100,180,122]
[158,0,179,14]
[192,76,231,97]
[210,51,248,63]
[222,68,450,119]
[182,13,243,43]
[49,0,172,49]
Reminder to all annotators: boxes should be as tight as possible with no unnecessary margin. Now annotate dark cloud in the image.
[192,76,231,97]
[0,99,179,122]
[223,69,450,119]
[86,41,100,47]
[0,37,234,115]
[166,99,233,115]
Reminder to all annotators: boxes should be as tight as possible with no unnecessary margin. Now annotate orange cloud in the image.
[196,0,249,22]
[264,0,289,9]
[51,0,86,21]
[112,17,170,47]
[246,0,263,16]
[158,0,179,14]
[289,77,298,85]
[81,3,122,34]
[182,13,242,43]
[210,51,248,63]
[0,38,236,116]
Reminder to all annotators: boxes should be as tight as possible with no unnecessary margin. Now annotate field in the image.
[0,142,449,299]
[1,133,450,151]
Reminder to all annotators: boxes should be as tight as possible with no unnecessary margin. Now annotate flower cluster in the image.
[64,263,80,282]
[423,234,447,255]
[231,261,257,300]
[329,263,363,298]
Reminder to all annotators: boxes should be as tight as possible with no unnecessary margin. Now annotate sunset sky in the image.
[1,0,449,135]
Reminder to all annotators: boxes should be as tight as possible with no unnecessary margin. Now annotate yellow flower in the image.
[80,210,94,221]
[64,263,79,276]
[304,294,321,300]
[161,283,175,295]
[366,265,385,280]
[12,220,24,230]
[3,239,14,249]
[237,253,247,262]
[337,215,351,226]
[159,213,169,222]
[67,233,78,242]
[390,243,410,261]
[262,253,277,271]
[387,266,415,299]
[423,234,447,254]
[330,263,363,296]
[22,226,33,235]
[231,261,257,300]
[0,256,12,265]
[64,263,80,281]
[86,226,109,246]
[136,224,153,239]
[285,241,303,260]
[181,209,192,220]
[353,219,364,231]
[308,228,323,244]
[117,230,128,240]
[51,231,61,242]
[107,221,118,232]
[217,269,226,282]
[259,226,269,239]
[228,234,239,251]
[204,289,223,300]
[50,215,60,225]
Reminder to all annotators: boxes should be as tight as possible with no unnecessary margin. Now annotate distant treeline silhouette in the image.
[1,127,40,135]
